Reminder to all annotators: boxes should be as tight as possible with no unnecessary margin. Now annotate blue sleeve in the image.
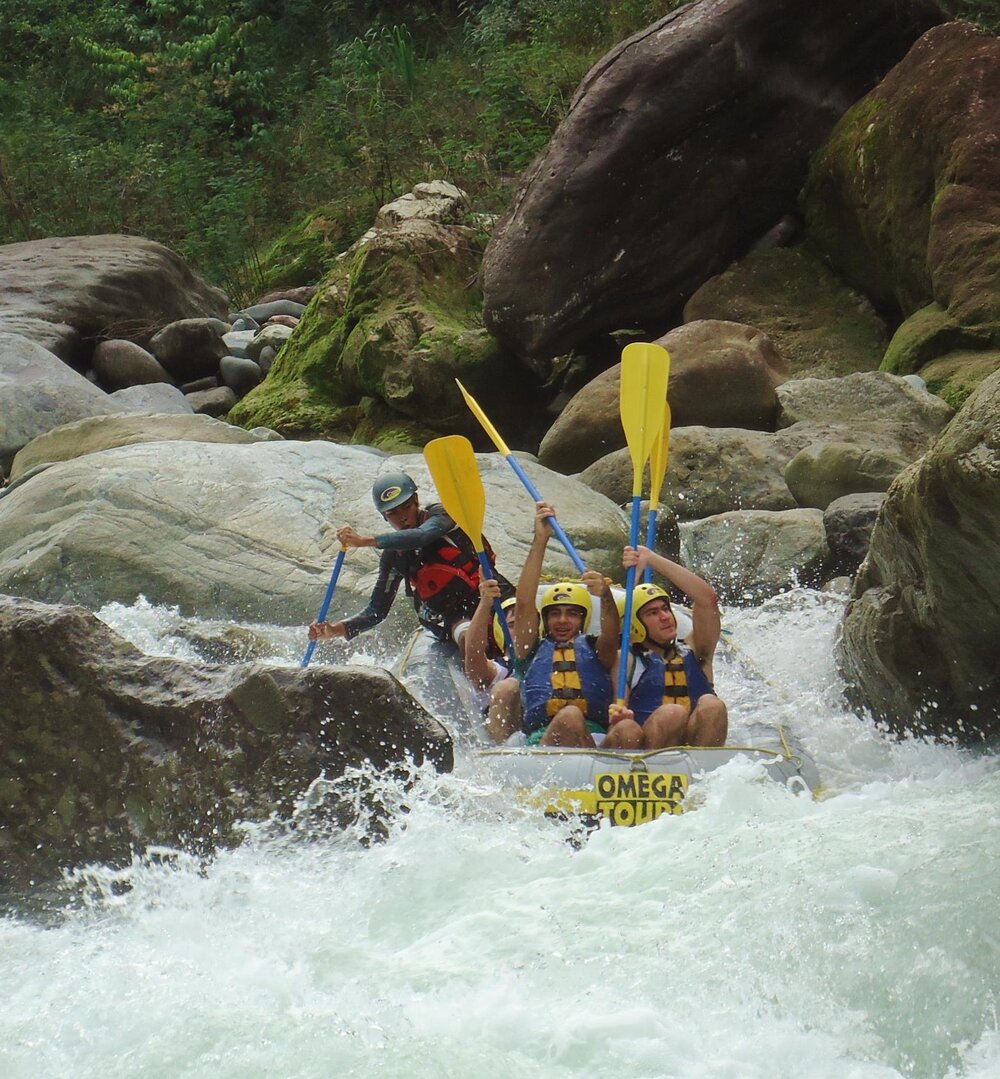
[375,505,455,552]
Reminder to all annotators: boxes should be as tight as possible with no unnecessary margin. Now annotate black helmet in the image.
[372,472,418,514]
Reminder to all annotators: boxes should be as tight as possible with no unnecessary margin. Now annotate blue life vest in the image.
[628,644,714,725]
[521,634,613,735]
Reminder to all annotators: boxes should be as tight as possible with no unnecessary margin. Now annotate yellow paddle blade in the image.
[647,401,672,512]
[620,342,670,496]
[455,379,512,456]
[423,435,486,550]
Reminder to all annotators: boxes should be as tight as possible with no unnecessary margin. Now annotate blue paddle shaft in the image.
[643,507,659,584]
[478,552,516,660]
[616,495,643,701]
[505,454,587,575]
[301,548,347,669]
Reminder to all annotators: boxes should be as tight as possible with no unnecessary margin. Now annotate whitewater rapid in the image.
[2,590,997,1078]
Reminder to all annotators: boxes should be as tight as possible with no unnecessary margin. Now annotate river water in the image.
[2,589,997,1078]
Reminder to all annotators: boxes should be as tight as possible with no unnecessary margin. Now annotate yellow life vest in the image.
[547,644,588,717]
[660,651,691,713]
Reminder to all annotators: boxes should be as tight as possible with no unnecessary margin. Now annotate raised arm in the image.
[625,545,722,662]
[511,501,553,657]
[464,578,502,690]
[583,569,620,671]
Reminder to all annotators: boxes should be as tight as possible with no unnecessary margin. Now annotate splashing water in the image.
[2,591,997,1078]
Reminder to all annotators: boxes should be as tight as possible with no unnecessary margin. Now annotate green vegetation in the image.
[0,0,675,303]
[1,1,996,305]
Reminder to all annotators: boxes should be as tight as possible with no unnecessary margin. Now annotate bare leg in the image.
[541,706,596,747]
[640,704,691,749]
[603,718,644,749]
[686,695,728,747]
[487,677,522,743]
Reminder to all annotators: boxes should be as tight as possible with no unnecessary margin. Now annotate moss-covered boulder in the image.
[683,246,890,377]
[802,22,1000,369]
[231,185,524,450]
[838,369,1000,741]
[918,348,1000,410]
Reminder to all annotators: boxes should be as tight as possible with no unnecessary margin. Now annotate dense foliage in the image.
[1,0,996,303]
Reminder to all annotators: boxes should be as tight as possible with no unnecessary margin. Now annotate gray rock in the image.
[8,412,281,482]
[109,383,195,415]
[823,493,884,575]
[187,385,237,416]
[0,234,229,364]
[0,443,626,623]
[181,376,219,393]
[578,426,795,520]
[220,354,263,397]
[238,300,307,322]
[246,323,293,362]
[150,318,230,382]
[223,329,257,358]
[680,508,832,603]
[838,369,1000,740]
[0,332,125,472]
[92,339,173,390]
[784,442,909,509]
[257,345,278,376]
[0,593,452,891]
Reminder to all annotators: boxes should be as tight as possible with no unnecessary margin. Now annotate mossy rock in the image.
[880,302,996,377]
[802,24,1000,333]
[257,199,371,291]
[683,245,889,377]
[918,348,1000,410]
[233,218,516,445]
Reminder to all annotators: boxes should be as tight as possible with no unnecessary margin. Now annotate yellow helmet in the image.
[539,581,592,633]
[492,595,518,652]
[619,583,672,644]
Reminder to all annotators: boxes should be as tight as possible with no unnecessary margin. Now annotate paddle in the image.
[616,343,670,703]
[643,402,672,584]
[455,379,587,575]
[301,547,347,668]
[423,434,517,661]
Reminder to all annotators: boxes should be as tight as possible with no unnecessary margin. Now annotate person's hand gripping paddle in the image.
[617,343,670,703]
[423,435,517,663]
[301,547,347,668]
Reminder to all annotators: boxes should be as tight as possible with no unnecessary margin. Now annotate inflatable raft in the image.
[393,630,820,827]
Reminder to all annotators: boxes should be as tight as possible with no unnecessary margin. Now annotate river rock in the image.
[680,508,832,603]
[186,385,237,416]
[149,318,231,382]
[784,442,909,509]
[539,321,789,473]
[803,23,1000,354]
[219,355,263,397]
[108,383,195,415]
[0,234,230,365]
[91,339,173,390]
[683,246,890,377]
[838,370,1000,741]
[0,332,125,473]
[823,493,884,575]
[0,593,452,892]
[481,0,943,366]
[7,413,281,483]
[0,443,626,623]
[246,323,293,362]
[578,426,795,520]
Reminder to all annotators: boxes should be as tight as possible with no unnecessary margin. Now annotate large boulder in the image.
[539,320,789,473]
[231,183,530,451]
[6,413,281,484]
[683,246,890,377]
[0,593,452,892]
[0,443,627,623]
[838,370,1000,741]
[0,333,126,474]
[783,442,909,509]
[680,508,832,603]
[578,426,796,520]
[0,234,229,366]
[482,0,943,366]
[802,23,1000,365]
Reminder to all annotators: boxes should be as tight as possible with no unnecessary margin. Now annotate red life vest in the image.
[406,508,497,617]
